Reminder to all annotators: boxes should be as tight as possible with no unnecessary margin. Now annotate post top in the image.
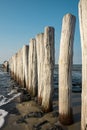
[29,38,36,44]
[23,44,29,48]
[63,13,76,19]
[36,33,44,38]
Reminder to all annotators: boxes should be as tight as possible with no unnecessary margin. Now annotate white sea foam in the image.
[0,91,21,129]
[0,92,21,128]
[0,93,21,107]
[0,97,7,107]
[7,90,16,96]
[0,109,8,128]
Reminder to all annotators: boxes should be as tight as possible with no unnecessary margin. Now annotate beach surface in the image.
[0,65,81,130]
[0,90,81,130]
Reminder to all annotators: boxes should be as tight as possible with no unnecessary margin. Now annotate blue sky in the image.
[0,0,81,64]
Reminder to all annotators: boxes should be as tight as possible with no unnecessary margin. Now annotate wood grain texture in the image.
[36,33,44,105]
[28,39,37,96]
[42,26,55,112]
[59,13,76,125]
[79,1,87,129]
[22,45,29,88]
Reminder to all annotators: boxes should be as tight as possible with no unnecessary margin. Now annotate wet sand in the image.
[0,89,81,130]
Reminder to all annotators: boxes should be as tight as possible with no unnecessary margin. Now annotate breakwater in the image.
[3,26,55,113]
[2,3,86,128]
[3,13,77,126]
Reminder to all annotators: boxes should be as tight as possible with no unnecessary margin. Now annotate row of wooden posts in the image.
[3,0,87,129]
[3,13,76,125]
[8,26,55,114]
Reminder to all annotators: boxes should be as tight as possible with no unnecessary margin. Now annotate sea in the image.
[0,64,82,128]
[0,64,21,128]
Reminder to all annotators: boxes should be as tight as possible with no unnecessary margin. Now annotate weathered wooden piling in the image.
[15,53,18,81]
[13,53,17,81]
[16,51,20,84]
[22,45,29,88]
[16,52,19,84]
[3,61,9,72]
[8,59,11,74]
[42,26,55,112]
[79,1,87,130]
[36,33,44,105]
[58,14,76,125]
[17,49,23,86]
[28,38,37,96]
[12,55,15,80]
[10,56,14,78]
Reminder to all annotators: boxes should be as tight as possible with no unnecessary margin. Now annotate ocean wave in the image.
[0,92,21,128]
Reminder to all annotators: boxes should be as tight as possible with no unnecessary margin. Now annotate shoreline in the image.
[0,87,81,130]
[0,65,81,130]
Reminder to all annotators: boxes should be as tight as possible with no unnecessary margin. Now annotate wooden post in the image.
[36,33,44,105]
[16,50,20,84]
[3,61,9,72]
[16,52,19,84]
[13,55,15,80]
[8,58,11,74]
[23,45,29,88]
[11,56,14,79]
[9,57,13,76]
[28,38,37,96]
[19,49,23,86]
[79,1,87,130]
[15,53,18,81]
[59,14,76,125]
[13,53,17,81]
[42,26,55,112]
[17,49,23,86]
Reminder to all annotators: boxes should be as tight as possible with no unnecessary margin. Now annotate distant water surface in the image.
[54,64,82,90]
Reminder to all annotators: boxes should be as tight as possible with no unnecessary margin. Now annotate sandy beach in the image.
[0,86,81,130]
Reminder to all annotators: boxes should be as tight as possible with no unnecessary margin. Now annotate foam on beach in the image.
[0,65,22,128]
[0,93,21,107]
[7,89,17,96]
[0,109,8,128]
[0,92,21,128]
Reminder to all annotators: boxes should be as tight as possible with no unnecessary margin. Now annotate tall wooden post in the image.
[19,49,23,86]
[23,45,29,88]
[9,58,11,75]
[17,50,20,84]
[79,1,87,130]
[3,61,9,72]
[42,26,55,112]
[28,38,37,96]
[36,33,44,105]
[16,52,19,84]
[59,14,76,125]
[17,49,23,86]
[11,56,14,79]
[13,53,17,81]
